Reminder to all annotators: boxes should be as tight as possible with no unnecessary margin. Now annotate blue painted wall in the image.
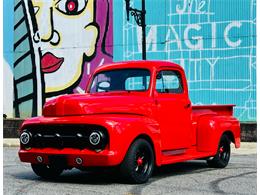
[3,0,256,121]
[114,0,256,121]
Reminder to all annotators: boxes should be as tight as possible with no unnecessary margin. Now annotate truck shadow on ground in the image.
[153,160,211,178]
[13,160,214,185]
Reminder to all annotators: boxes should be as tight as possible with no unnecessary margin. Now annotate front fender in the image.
[108,115,162,166]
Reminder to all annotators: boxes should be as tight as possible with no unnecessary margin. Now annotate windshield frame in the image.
[87,68,152,94]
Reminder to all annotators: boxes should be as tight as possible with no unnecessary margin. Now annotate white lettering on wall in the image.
[206,58,219,80]
[176,0,206,14]
[184,24,203,49]
[137,21,243,52]
[224,21,242,47]
[211,22,216,48]
[137,26,157,52]
[165,25,182,50]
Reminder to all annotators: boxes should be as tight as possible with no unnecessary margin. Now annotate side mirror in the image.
[156,73,162,80]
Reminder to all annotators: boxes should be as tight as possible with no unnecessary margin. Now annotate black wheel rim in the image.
[218,141,230,162]
[134,146,152,175]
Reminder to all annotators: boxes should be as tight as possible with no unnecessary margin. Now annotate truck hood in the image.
[43,93,154,117]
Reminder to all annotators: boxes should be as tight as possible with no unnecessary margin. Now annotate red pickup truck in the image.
[19,61,240,183]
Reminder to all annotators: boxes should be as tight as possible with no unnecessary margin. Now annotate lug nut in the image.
[36,156,43,163]
[75,157,83,165]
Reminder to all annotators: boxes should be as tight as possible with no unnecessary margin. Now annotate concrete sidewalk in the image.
[3,139,20,147]
[3,138,256,155]
[231,142,257,155]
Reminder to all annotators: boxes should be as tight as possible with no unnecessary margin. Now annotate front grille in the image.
[23,124,108,149]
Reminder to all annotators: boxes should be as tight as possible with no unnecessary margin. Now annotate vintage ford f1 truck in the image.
[19,61,240,183]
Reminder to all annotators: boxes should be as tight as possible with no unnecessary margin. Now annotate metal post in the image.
[141,0,146,60]
[125,0,147,60]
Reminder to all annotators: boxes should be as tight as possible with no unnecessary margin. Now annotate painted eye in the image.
[34,6,40,15]
[56,0,87,15]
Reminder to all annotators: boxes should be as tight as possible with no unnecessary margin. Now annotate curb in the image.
[3,139,20,147]
[4,139,256,155]
[4,119,257,142]
[231,142,257,155]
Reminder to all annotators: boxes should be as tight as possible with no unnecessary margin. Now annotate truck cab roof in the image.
[94,60,184,74]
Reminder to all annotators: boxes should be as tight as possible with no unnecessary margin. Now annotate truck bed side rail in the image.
[192,105,235,116]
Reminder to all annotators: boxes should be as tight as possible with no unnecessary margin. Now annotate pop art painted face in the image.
[32,0,99,94]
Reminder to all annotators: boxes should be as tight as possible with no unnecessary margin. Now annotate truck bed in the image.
[192,104,235,117]
[190,104,239,148]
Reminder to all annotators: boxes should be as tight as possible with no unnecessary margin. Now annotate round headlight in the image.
[20,131,31,145]
[89,131,101,146]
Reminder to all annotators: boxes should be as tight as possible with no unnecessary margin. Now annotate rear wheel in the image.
[207,135,231,168]
[120,139,154,184]
[31,164,63,179]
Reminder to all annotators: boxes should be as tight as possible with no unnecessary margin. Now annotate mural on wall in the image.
[3,0,256,121]
[114,0,256,121]
[13,0,113,117]
[3,0,14,117]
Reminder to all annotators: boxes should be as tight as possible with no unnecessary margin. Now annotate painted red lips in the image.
[41,52,64,73]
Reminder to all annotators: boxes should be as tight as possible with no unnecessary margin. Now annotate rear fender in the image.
[197,115,240,153]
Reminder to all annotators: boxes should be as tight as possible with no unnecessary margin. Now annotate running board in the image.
[160,146,215,165]
[162,148,186,156]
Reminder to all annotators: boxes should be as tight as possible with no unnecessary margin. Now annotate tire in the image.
[207,135,231,168]
[120,139,154,184]
[31,164,63,179]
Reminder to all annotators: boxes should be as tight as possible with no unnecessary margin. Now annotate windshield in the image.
[89,68,151,93]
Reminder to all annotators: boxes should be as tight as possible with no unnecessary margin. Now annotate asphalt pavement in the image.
[3,145,256,195]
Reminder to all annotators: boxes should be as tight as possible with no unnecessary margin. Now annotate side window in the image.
[156,70,183,93]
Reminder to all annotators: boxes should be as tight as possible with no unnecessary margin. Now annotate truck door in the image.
[154,69,192,151]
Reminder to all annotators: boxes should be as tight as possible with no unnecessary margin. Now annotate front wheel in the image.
[120,139,154,184]
[31,164,63,179]
[207,135,231,168]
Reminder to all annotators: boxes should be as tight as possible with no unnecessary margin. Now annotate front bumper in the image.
[19,148,119,167]
[18,114,150,167]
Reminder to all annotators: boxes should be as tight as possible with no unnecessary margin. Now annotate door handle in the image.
[154,99,159,105]
[184,103,191,109]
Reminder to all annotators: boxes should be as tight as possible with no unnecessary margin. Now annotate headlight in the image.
[89,131,101,146]
[88,130,107,150]
[20,130,31,145]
